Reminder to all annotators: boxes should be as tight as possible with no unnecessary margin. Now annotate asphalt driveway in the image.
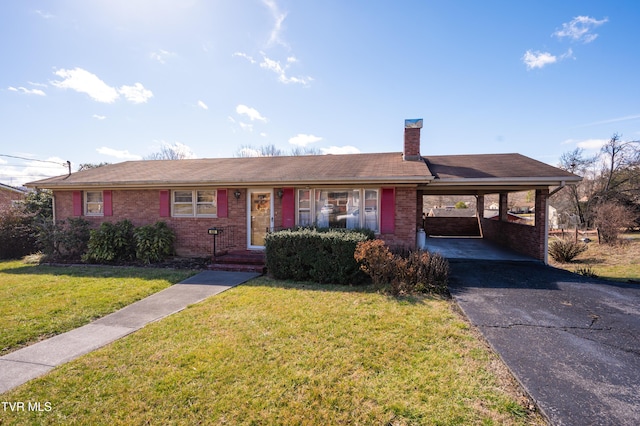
[449,260,640,426]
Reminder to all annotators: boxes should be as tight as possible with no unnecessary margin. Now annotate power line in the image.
[0,154,67,167]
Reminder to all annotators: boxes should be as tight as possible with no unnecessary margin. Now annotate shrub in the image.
[592,201,635,244]
[353,239,395,285]
[265,228,371,284]
[574,265,598,278]
[38,217,90,261]
[548,238,588,263]
[83,220,135,263]
[134,221,175,264]
[355,240,449,295]
[0,208,37,259]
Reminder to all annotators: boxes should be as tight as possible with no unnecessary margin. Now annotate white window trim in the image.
[171,189,218,218]
[84,190,104,217]
[296,188,380,232]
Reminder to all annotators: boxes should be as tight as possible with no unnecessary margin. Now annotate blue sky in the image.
[2,0,639,186]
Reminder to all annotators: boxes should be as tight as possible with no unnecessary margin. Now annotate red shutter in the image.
[217,189,228,218]
[159,190,170,217]
[73,191,82,216]
[103,190,113,216]
[380,188,395,234]
[281,187,295,228]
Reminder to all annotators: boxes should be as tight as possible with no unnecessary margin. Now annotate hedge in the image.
[265,228,372,284]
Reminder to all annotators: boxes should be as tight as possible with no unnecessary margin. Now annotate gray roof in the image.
[27,152,581,193]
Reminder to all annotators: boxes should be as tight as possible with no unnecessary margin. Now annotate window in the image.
[298,189,311,226]
[85,191,103,216]
[172,190,217,217]
[298,188,378,232]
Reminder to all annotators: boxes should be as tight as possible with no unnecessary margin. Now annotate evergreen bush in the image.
[0,208,37,259]
[83,220,136,263]
[134,221,175,264]
[265,228,372,284]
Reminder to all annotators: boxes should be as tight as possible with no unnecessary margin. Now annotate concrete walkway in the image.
[0,270,260,394]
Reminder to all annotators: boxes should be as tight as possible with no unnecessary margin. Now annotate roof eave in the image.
[28,175,434,190]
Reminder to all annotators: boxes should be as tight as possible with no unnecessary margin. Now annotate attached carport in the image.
[417,153,582,264]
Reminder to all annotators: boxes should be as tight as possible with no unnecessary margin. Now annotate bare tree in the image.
[289,146,321,156]
[557,148,596,226]
[78,162,110,171]
[592,201,635,244]
[234,144,321,157]
[145,142,195,160]
[234,144,283,158]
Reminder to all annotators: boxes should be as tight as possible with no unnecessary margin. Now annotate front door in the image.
[247,189,273,249]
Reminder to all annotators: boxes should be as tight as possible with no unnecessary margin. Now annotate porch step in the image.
[208,250,266,273]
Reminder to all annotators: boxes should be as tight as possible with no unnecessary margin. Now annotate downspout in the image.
[548,181,566,197]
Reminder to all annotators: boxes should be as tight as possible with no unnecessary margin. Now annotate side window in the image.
[85,191,104,216]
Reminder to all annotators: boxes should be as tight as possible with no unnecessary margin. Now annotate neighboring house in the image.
[0,183,27,212]
[26,119,581,263]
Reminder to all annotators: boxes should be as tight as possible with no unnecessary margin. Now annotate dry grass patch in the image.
[550,234,640,282]
[3,277,543,425]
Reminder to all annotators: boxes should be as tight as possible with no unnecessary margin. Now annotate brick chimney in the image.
[403,118,423,161]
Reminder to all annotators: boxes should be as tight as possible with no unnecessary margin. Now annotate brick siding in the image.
[380,187,419,249]
[54,186,424,257]
[481,189,548,261]
[0,188,25,212]
[424,217,481,236]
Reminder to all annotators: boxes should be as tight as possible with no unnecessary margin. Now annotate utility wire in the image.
[0,154,67,167]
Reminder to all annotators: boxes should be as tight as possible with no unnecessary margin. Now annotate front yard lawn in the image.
[3,277,542,425]
[0,260,197,356]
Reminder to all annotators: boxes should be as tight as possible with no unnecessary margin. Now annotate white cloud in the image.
[8,86,46,96]
[118,83,153,104]
[52,68,120,103]
[51,68,152,104]
[289,134,322,147]
[97,147,142,160]
[262,0,288,47]
[321,145,361,155]
[236,104,267,122]
[197,100,208,110]
[232,52,256,64]
[92,114,106,120]
[522,50,557,70]
[576,139,608,150]
[150,49,175,64]
[34,9,54,19]
[554,16,608,43]
[259,53,313,85]
[579,114,640,127]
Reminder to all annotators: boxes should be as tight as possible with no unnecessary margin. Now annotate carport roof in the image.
[422,153,581,194]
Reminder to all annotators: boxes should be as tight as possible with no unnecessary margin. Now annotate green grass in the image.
[2,277,542,425]
[0,260,197,355]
